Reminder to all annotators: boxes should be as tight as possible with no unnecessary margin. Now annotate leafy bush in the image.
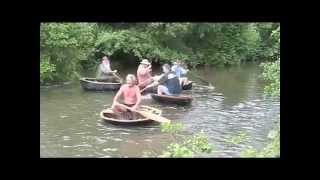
[160,122,184,134]
[260,59,280,96]
[184,131,213,154]
[225,132,248,145]
[159,143,194,158]
[40,54,56,83]
[157,123,213,158]
[40,22,280,84]
[40,23,96,83]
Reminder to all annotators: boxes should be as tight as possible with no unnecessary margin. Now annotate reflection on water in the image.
[40,62,279,157]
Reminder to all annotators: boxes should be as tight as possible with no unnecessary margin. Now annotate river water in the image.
[40,62,280,157]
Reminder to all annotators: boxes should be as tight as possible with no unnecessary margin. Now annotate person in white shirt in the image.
[96,56,119,81]
[171,59,189,86]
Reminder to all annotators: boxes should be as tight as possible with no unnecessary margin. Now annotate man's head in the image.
[162,64,171,73]
[176,59,182,66]
[102,56,109,63]
[126,74,137,86]
[140,59,151,68]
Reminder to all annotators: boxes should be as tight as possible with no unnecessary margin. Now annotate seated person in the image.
[137,59,153,89]
[154,64,182,96]
[111,74,141,119]
[96,56,118,81]
[171,59,190,86]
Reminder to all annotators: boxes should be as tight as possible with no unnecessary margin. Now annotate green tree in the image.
[40,23,96,83]
[40,22,280,84]
[260,59,280,96]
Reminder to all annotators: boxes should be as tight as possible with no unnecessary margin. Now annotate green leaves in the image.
[260,59,280,97]
[185,131,213,154]
[40,23,96,84]
[158,123,213,158]
[160,122,184,134]
[241,128,280,158]
[160,143,194,158]
[40,54,56,83]
[40,22,280,84]
[225,132,248,145]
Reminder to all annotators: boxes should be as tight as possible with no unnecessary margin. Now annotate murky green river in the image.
[40,62,280,157]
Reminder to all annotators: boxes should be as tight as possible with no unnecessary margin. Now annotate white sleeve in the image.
[100,64,107,73]
[101,63,111,73]
[171,65,176,72]
[105,63,112,72]
[181,67,187,75]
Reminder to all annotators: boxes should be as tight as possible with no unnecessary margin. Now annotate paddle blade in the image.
[137,110,171,123]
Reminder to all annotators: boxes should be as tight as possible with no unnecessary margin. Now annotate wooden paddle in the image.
[111,71,123,83]
[188,70,214,87]
[177,62,213,88]
[138,77,155,91]
[116,103,171,123]
[140,82,157,93]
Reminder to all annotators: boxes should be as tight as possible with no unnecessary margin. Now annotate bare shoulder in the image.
[120,84,128,89]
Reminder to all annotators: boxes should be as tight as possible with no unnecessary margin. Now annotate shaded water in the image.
[40,62,279,157]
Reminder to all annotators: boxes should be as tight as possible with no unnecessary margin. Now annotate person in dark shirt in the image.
[155,64,182,95]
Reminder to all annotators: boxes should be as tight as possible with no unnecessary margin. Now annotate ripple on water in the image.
[95,137,107,144]
[65,144,92,148]
[112,138,123,142]
[120,132,130,135]
[103,148,118,152]
[105,136,123,142]
[63,136,71,141]
[246,101,256,106]
[41,65,279,158]
[126,140,135,143]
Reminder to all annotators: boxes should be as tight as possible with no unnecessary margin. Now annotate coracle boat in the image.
[80,77,121,91]
[100,105,162,125]
[151,94,193,105]
[142,81,193,95]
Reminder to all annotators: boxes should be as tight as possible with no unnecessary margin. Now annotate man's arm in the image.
[111,86,123,108]
[139,66,152,75]
[158,73,168,84]
[131,87,142,110]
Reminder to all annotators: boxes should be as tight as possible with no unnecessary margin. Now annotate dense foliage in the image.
[40,22,279,84]
[40,23,96,83]
[241,39,280,157]
[143,123,213,158]
[260,59,280,96]
[260,25,280,96]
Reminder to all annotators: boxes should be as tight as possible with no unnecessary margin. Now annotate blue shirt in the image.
[171,65,187,78]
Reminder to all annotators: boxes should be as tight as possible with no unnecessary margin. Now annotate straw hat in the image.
[140,59,151,65]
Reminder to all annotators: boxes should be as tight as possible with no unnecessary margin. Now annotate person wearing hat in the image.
[137,59,153,89]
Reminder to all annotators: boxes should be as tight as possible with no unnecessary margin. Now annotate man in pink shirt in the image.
[137,59,153,89]
[111,74,142,115]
